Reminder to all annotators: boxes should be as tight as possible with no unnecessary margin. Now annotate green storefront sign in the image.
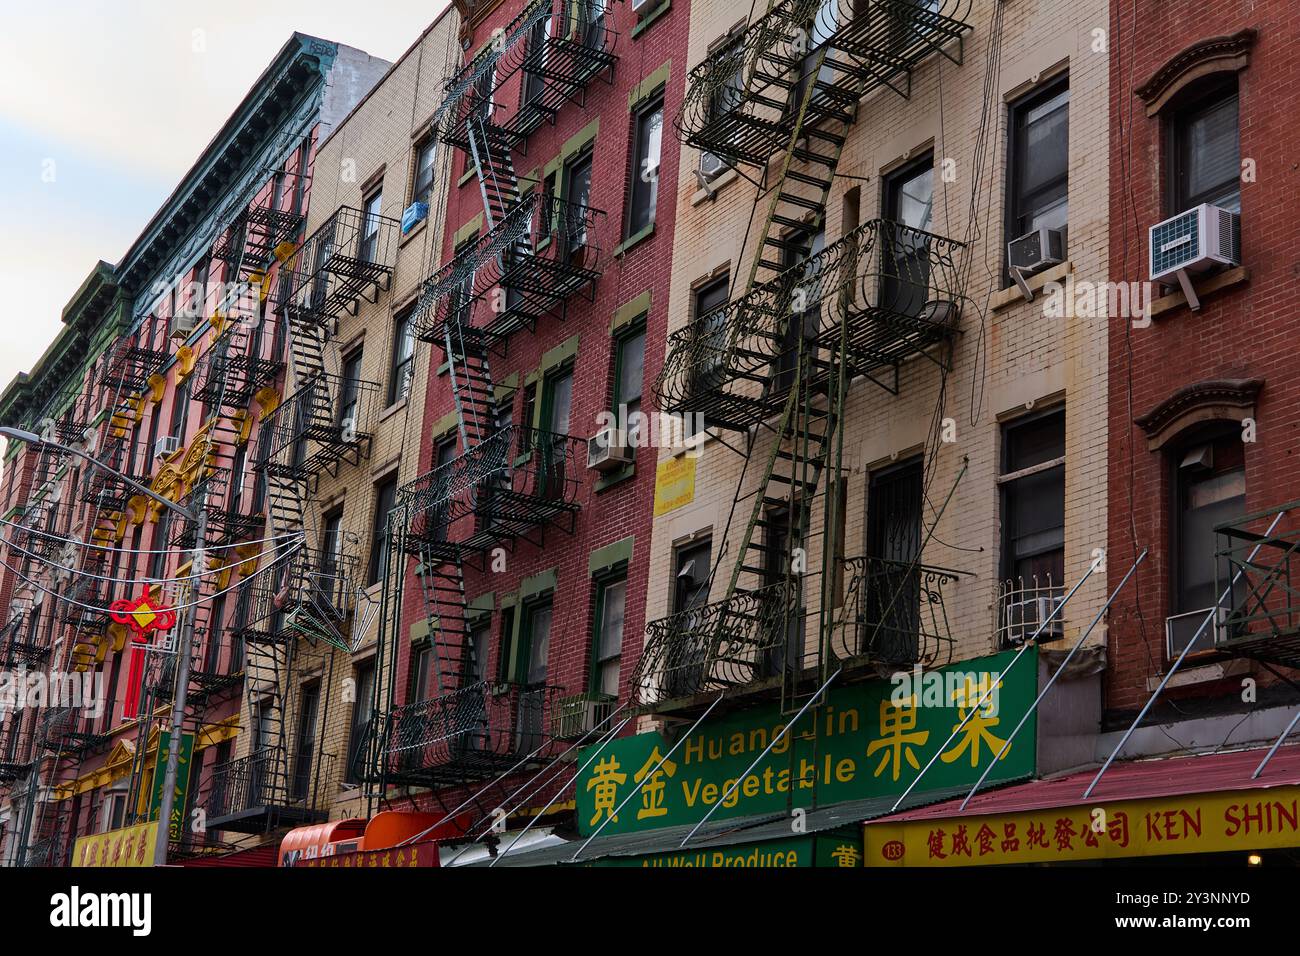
[589,834,864,868]
[577,648,1036,836]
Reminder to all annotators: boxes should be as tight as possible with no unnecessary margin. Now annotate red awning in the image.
[873,744,1300,824]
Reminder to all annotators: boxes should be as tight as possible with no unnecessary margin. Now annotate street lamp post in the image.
[1,426,205,866]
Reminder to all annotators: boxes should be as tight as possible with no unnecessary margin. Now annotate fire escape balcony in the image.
[380,680,560,788]
[192,330,284,410]
[410,193,604,346]
[828,556,959,668]
[634,556,959,709]
[676,0,972,169]
[283,205,400,323]
[633,581,801,709]
[211,196,305,275]
[437,0,619,154]
[399,424,583,558]
[654,219,964,430]
[205,745,327,834]
[79,439,153,510]
[98,332,168,395]
[238,546,361,649]
[185,625,244,705]
[169,467,263,549]
[260,373,380,483]
[1213,504,1300,669]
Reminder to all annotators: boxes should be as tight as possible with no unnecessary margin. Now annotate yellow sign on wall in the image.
[866,785,1300,866]
[653,455,697,516]
[72,820,160,868]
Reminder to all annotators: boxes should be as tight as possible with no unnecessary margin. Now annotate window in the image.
[339,348,363,430]
[359,190,383,263]
[592,575,627,698]
[564,152,593,258]
[626,94,664,238]
[320,507,344,585]
[1007,77,1070,247]
[673,538,712,614]
[689,276,730,415]
[410,643,432,702]
[469,619,491,685]
[368,477,398,586]
[290,681,320,800]
[614,326,645,445]
[865,458,924,661]
[497,606,517,683]
[290,137,311,219]
[881,154,934,317]
[1172,430,1245,655]
[345,660,376,784]
[1170,81,1240,213]
[776,228,824,395]
[997,410,1066,648]
[388,309,415,405]
[522,13,552,108]
[412,138,437,207]
[517,598,553,746]
[168,380,189,441]
[428,435,458,543]
[999,410,1066,586]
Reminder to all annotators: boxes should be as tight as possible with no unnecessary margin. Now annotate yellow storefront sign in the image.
[72,820,160,868]
[866,785,1300,866]
[653,455,697,516]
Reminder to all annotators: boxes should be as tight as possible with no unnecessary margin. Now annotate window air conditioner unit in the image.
[550,692,616,740]
[587,426,633,472]
[1149,203,1240,310]
[1004,594,1064,644]
[699,151,728,180]
[1006,225,1066,299]
[401,202,429,235]
[154,435,182,460]
[170,313,199,341]
[1165,606,1228,658]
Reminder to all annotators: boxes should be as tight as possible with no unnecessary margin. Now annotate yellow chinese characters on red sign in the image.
[72,821,160,868]
[866,785,1300,866]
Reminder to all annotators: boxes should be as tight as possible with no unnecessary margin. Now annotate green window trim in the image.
[589,536,634,577]
[594,461,635,491]
[520,568,557,601]
[430,409,460,440]
[627,61,672,111]
[611,290,652,334]
[630,0,671,38]
[453,213,484,247]
[588,570,630,696]
[466,592,495,623]
[542,119,600,188]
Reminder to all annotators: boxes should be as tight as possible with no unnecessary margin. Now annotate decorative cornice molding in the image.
[1135,29,1257,116]
[1135,378,1263,450]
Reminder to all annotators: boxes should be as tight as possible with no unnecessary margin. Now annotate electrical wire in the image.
[0,514,304,556]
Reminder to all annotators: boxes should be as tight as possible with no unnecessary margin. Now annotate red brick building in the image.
[1105,4,1300,742]
[371,0,689,816]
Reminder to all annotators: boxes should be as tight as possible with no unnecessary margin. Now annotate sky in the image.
[0,0,451,411]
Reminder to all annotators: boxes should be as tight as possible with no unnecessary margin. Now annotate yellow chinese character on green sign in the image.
[633,746,677,821]
[866,696,929,781]
[586,755,627,827]
[941,677,1009,767]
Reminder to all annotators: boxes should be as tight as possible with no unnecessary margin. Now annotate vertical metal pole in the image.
[889,551,1102,813]
[1084,510,1286,799]
[957,549,1147,811]
[153,506,206,866]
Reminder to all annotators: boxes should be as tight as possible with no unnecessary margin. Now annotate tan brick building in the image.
[642,0,1112,757]
[226,9,464,841]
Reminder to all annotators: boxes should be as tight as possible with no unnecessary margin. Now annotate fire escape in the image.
[1213,505,1300,670]
[204,201,397,834]
[368,0,615,801]
[634,0,972,711]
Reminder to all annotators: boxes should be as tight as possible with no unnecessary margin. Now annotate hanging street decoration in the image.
[110,588,178,721]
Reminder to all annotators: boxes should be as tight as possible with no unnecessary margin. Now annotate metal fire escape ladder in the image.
[712,34,857,684]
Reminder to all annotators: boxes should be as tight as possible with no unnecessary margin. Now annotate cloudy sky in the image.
[0,0,450,409]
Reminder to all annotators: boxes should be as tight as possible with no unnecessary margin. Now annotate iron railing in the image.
[98,332,168,395]
[435,0,619,152]
[211,196,305,271]
[381,681,560,787]
[400,425,584,554]
[410,193,605,344]
[259,373,380,480]
[829,556,959,667]
[204,745,326,833]
[995,576,1065,648]
[633,581,801,705]
[654,219,965,430]
[675,0,972,167]
[239,546,361,641]
[1215,504,1300,668]
[282,205,400,322]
